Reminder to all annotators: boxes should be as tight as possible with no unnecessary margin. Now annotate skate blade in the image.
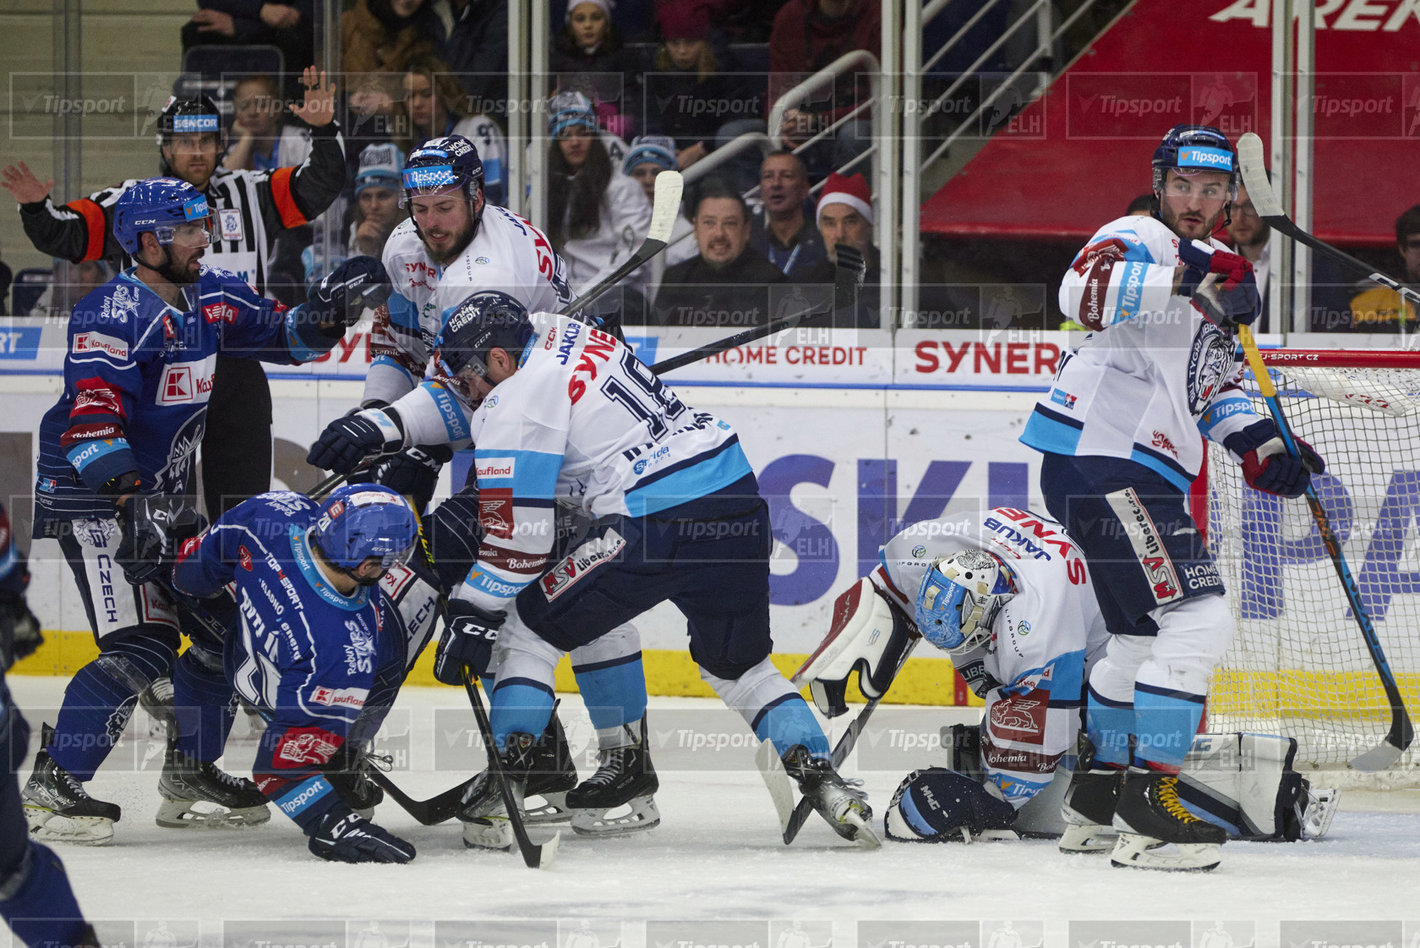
[1058,821,1119,854]
[155,799,271,829]
[24,806,115,845]
[462,817,514,852]
[844,809,881,850]
[1302,787,1340,840]
[523,791,572,825]
[1109,833,1220,872]
[570,795,661,838]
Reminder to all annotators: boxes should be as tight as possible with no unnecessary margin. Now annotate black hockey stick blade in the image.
[1238,328,1414,770]
[363,768,479,826]
[309,469,348,502]
[559,169,683,320]
[461,669,560,867]
[1236,134,1420,309]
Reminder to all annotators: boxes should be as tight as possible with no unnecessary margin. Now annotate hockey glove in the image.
[426,487,482,595]
[114,495,208,587]
[307,406,407,473]
[374,444,454,511]
[1176,240,1261,330]
[307,810,415,864]
[1223,419,1325,497]
[433,600,505,684]
[307,256,391,330]
[0,594,42,672]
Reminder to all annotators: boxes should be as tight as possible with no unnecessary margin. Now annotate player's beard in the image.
[156,245,200,286]
[424,213,477,266]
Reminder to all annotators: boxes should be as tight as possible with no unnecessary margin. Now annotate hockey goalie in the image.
[794,506,1339,852]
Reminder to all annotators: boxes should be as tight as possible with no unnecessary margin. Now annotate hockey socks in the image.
[50,641,176,779]
[171,648,238,762]
[572,650,648,739]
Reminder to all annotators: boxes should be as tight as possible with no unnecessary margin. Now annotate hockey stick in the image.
[461,667,561,868]
[361,767,477,826]
[1235,133,1420,313]
[1237,325,1414,770]
[558,170,683,320]
[650,244,867,376]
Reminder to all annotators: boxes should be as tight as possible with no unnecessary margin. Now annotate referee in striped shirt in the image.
[2,65,346,517]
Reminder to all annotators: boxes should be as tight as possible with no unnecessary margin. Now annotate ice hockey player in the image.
[0,501,98,946]
[3,70,347,519]
[306,293,879,847]
[1018,124,1324,871]
[24,177,386,844]
[796,508,1337,849]
[169,484,421,863]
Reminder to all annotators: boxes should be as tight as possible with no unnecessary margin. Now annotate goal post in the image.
[1204,348,1420,775]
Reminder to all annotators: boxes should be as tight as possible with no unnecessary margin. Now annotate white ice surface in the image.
[9,676,1420,948]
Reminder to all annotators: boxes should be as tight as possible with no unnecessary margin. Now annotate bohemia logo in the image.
[158,362,215,404]
[202,301,237,324]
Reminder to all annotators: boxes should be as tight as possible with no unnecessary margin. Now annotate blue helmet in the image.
[1152,124,1237,198]
[402,134,484,206]
[112,177,213,255]
[311,484,418,573]
[436,290,533,384]
[915,550,1016,653]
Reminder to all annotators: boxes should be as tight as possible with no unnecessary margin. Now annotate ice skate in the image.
[1058,735,1123,854]
[22,724,121,845]
[780,744,878,849]
[566,722,659,838]
[459,731,536,851]
[137,676,176,741]
[156,744,271,828]
[523,711,578,825]
[1110,769,1226,871]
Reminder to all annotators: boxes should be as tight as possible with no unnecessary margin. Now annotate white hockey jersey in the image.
[1020,214,1264,491]
[391,313,754,612]
[873,508,1109,809]
[363,206,574,406]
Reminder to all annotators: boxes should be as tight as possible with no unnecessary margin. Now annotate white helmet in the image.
[914,550,1016,652]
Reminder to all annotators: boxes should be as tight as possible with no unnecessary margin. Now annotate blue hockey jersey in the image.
[34,266,344,531]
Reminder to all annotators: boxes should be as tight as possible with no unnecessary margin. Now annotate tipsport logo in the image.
[403,165,456,190]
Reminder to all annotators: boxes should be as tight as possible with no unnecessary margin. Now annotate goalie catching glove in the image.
[1222,419,1324,498]
[1176,239,1261,330]
[885,767,1017,843]
[793,578,914,717]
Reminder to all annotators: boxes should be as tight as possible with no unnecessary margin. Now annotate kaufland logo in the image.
[158,363,215,404]
[1179,146,1233,169]
[73,331,129,359]
[475,458,515,479]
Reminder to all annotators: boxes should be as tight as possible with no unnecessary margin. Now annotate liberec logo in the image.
[403,165,456,189]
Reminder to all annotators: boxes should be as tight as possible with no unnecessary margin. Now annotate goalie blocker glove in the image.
[1223,419,1324,497]
[433,600,504,684]
[1176,239,1262,330]
[307,406,408,473]
[308,810,415,865]
[114,494,207,586]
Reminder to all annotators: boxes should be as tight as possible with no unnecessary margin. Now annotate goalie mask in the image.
[915,550,1016,653]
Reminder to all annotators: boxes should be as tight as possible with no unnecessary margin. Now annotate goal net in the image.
[1204,349,1420,777]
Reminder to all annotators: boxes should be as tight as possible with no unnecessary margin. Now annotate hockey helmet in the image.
[311,484,418,576]
[436,290,534,389]
[155,95,225,165]
[401,134,484,206]
[915,549,1016,652]
[1152,124,1238,199]
[112,177,213,255]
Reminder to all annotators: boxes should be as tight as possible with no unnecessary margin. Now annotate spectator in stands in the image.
[1126,193,1154,216]
[624,135,697,267]
[552,0,641,140]
[226,75,313,172]
[399,53,508,205]
[439,0,509,119]
[547,91,652,321]
[26,258,112,319]
[342,0,442,155]
[347,143,405,259]
[1347,203,1420,332]
[182,0,315,97]
[802,171,878,327]
[654,179,784,326]
[750,150,827,281]
[1227,184,1274,332]
[767,0,880,178]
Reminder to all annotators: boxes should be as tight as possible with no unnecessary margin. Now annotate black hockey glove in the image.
[426,487,482,595]
[1223,419,1325,497]
[307,256,391,330]
[114,495,207,587]
[1177,239,1261,330]
[0,594,42,672]
[307,810,415,864]
[433,600,505,685]
[373,444,454,512]
[307,407,407,473]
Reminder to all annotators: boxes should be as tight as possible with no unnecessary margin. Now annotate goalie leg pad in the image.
[884,767,1016,843]
[1177,732,1329,841]
[794,579,910,718]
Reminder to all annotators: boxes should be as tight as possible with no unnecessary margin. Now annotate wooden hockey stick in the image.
[1238,325,1414,770]
[558,170,683,319]
[461,667,561,868]
[650,244,867,376]
[1236,133,1420,312]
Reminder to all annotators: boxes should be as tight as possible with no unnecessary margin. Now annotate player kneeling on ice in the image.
[307,292,878,848]
[796,508,1338,851]
[169,484,421,864]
